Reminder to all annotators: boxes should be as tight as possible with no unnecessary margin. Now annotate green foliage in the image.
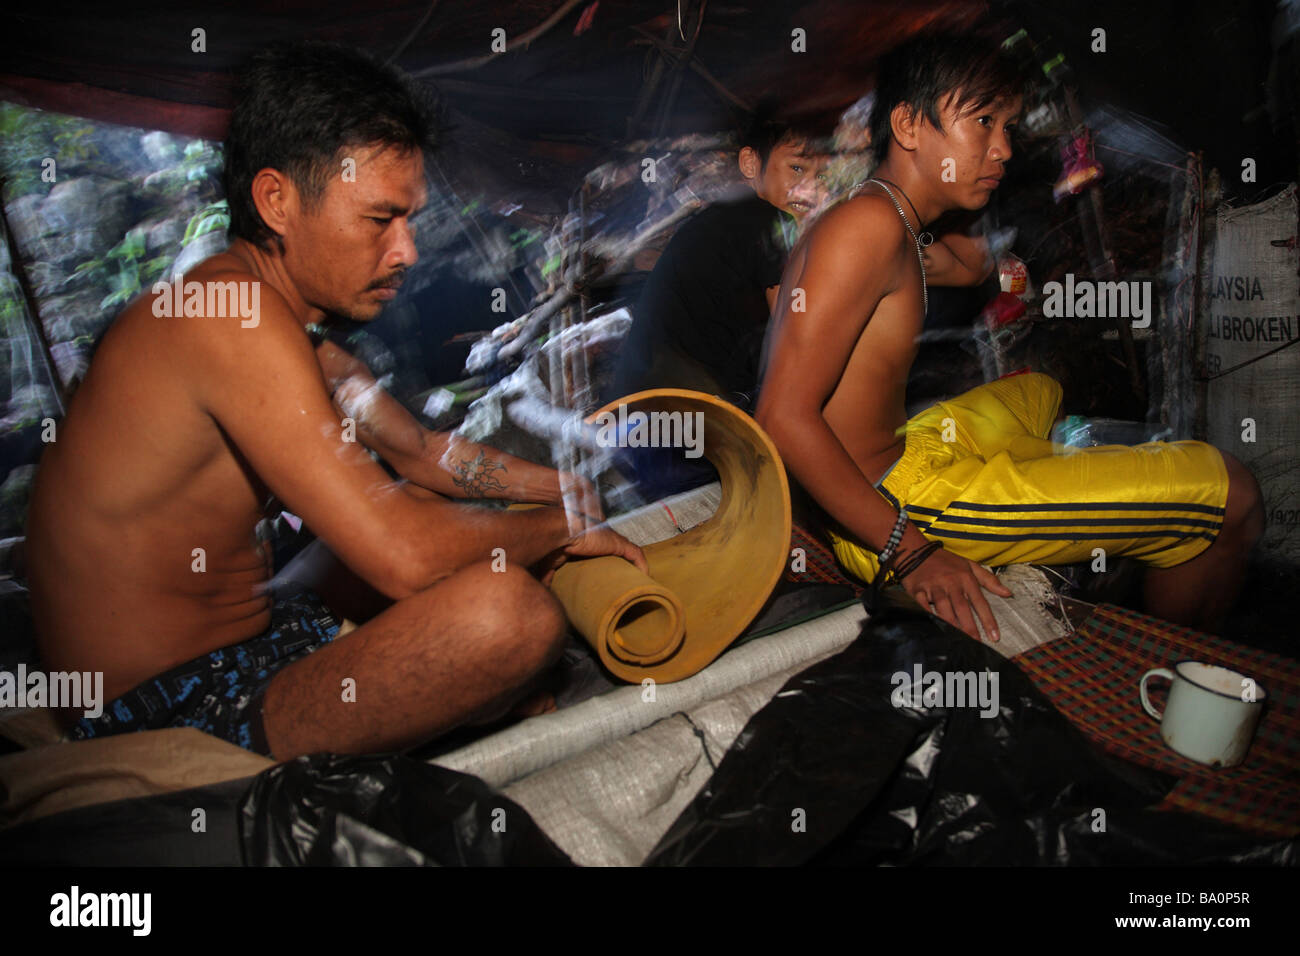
[101,226,163,309]
[0,102,97,199]
[53,125,96,164]
[141,256,171,282]
[181,199,228,247]
[67,225,168,311]
[509,227,540,250]
[45,132,225,309]
[68,257,108,285]
[108,227,146,262]
[0,274,25,335]
[182,139,216,180]
[100,264,140,310]
[0,274,56,434]
[150,138,223,200]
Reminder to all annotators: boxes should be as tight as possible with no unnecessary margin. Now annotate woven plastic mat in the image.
[1017,603,1299,837]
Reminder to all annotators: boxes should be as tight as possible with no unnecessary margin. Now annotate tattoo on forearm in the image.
[451,450,508,497]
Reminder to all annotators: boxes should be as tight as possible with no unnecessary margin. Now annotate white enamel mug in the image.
[1139,661,1266,769]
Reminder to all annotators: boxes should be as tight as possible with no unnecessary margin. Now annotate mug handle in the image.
[1140,667,1176,720]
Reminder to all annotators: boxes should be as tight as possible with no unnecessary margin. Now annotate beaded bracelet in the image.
[877,506,909,566]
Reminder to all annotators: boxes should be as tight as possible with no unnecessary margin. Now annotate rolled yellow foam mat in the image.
[551,389,791,684]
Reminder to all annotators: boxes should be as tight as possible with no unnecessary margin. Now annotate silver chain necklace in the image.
[860,178,929,316]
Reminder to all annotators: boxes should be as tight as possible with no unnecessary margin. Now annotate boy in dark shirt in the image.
[610,115,829,410]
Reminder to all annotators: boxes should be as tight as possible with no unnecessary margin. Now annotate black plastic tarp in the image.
[239,753,574,866]
[235,600,1297,866]
[647,602,1298,865]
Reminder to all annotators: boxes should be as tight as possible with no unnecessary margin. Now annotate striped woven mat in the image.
[1017,603,1300,837]
[780,522,1297,836]
[783,519,865,594]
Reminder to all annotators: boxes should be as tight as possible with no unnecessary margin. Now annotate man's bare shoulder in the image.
[780,193,910,309]
[140,252,302,342]
[89,252,316,423]
[805,191,909,253]
[184,249,253,280]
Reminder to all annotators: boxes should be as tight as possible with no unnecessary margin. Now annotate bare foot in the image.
[510,691,557,719]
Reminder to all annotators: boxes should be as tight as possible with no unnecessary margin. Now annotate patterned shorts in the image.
[70,587,340,755]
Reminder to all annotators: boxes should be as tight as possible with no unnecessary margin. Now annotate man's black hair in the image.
[869,28,1023,165]
[740,104,835,171]
[224,40,439,251]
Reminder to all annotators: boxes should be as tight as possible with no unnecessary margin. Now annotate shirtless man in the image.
[25,41,644,760]
[757,30,1263,640]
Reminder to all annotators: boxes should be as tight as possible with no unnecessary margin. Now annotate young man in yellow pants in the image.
[757,30,1262,641]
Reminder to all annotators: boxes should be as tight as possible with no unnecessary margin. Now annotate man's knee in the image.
[452,561,568,670]
[1219,451,1265,543]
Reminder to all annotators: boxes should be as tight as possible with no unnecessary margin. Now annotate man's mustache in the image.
[368,270,407,291]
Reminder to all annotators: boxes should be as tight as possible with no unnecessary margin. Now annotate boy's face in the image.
[280,144,427,322]
[914,92,1021,211]
[741,141,828,221]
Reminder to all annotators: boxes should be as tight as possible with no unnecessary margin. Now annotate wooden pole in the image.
[1156,152,1201,438]
[1062,87,1145,409]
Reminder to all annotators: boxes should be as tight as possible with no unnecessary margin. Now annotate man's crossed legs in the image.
[76,559,567,760]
